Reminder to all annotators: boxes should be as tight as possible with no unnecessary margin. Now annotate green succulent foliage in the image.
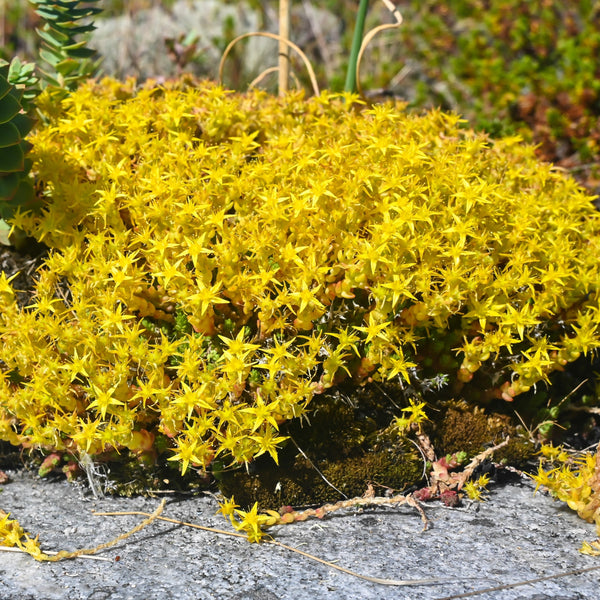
[7,57,40,115]
[30,0,102,95]
[0,59,39,222]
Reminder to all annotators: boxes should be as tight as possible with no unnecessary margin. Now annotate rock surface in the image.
[0,469,598,600]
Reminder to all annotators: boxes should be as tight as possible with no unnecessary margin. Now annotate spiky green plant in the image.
[30,0,102,95]
[6,56,39,114]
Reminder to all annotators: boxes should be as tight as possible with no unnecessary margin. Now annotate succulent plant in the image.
[30,0,102,95]
[0,59,39,221]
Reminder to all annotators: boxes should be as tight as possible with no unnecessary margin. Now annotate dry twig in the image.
[218,31,319,95]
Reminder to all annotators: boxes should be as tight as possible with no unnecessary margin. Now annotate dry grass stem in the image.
[38,498,166,562]
[218,31,319,95]
[356,2,403,98]
[0,546,112,561]
[249,66,301,91]
[94,503,454,586]
[283,490,430,530]
[278,0,290,95]
[433,564,600,600]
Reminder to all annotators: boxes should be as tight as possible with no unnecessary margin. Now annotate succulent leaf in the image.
[0,94,21,124]
[0,61,37,220]
[0,122,22,148]
[30,0,102,95]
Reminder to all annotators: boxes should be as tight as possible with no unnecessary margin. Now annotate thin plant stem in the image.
[278,0,290,95]
[249,66,301,91]
[344,0,370,93]
[93,505,455,586]
[355,6,403,98]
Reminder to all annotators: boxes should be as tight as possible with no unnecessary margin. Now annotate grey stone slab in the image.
[0,470,598,600]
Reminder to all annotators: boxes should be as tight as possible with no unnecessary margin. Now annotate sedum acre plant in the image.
[0,77,599,513]
[532,444,600,555]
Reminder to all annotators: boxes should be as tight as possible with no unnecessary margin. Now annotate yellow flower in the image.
[232,503,270,543]
[87,383,125,420]
[250,425,288,465]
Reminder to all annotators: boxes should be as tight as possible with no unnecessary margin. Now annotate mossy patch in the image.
[432,399,535,466]
[217,383,424,508]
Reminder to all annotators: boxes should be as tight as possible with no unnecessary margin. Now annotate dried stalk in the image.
[94,503,456,587]
[0,546,112,561]
[218,31,319,96]
[37,499,166,562]
[249,66,301,91]
[275,490,430,530]
[356,2,403,98]
[433,565,600,600]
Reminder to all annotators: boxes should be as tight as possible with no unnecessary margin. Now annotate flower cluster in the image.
[463,474,490,502]
[0,76,598,481]
[217,497,274,543]
[531,444,600,555]
[0,510,43,559]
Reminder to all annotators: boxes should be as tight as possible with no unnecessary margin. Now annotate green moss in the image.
[397,1,600,188]
[218,447,423,509]
[217,382,423,508]
[432,399,535,464]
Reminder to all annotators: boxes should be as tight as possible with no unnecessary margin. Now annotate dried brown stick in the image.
[461,438,510,482]
[38,498,166,562]
[355,1,403,98]
[278,0,290,95]
[249,66,302,91]
[0,546,112,561]
[278,491,429,530]
[218,32,319,95]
